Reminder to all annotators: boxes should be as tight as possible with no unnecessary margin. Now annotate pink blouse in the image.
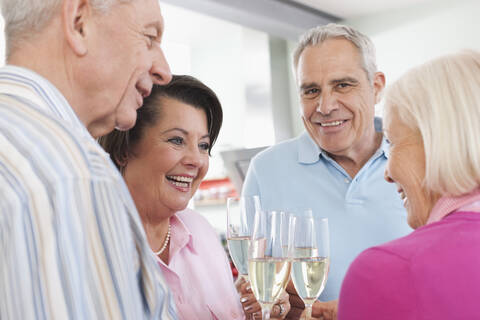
[157,208,244,320]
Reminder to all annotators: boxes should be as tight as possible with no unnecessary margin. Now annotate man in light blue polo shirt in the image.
[242,24,411,319]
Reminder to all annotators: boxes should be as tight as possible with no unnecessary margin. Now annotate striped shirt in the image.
[0,65,178,319]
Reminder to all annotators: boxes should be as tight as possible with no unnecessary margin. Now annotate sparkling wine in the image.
[248,258,291,307]
[286,246,319,258]
[291,257,329,305]
[227,236,250,276]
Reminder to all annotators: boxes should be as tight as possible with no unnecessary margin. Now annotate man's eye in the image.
[145,34,157,47]
[337,83,350,89]
[168,137,183,145]
[303,88,319,97]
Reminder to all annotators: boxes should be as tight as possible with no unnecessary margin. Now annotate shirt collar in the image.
[298,117,389,164]
[0,65,88,136]
[378,135,390,159]
[297,131,322,164]
[169,213,197,256]
[427,188,480,224]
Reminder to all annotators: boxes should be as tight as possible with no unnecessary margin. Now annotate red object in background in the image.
[198,177,237,196]
[230,261,239,280]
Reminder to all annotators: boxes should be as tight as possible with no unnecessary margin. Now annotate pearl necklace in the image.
[154,224,171,256]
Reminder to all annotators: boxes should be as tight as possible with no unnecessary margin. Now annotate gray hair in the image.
[293,23,377,82]
[0,0,130,58]
[384,50,480,196]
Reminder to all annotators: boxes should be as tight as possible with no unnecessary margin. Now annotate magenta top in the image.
[157,209,244,320]
[338,209,480,319]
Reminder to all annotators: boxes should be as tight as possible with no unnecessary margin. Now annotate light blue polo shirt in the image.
[242,124,412,301]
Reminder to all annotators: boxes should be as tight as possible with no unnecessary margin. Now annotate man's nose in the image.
[316,92,338,115]
[150,46,172,85]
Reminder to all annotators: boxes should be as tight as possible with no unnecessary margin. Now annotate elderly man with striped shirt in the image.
[0,0,177,319]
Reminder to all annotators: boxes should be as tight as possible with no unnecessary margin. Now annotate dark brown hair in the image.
[98,74,223,172]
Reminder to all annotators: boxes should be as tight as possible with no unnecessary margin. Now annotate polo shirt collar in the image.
[378,135,390,159]
[297,131,322,164]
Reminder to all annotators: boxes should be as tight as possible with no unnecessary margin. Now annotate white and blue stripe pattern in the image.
[0,65,177,319]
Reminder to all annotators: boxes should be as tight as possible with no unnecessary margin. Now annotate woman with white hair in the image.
[338,50,480,319]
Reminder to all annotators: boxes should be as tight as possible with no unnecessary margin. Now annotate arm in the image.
[0,146,177,320]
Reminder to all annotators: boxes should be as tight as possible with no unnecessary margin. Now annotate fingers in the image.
[286,306,304,319]
[235,276,247,291]
[236,278,252,295]
[288,292,305,309]
[311,299,338,319]
[278,291,289,304]
[240,293,261,317]
[285,279,297,294]
[270,301,290,319]
[286,279,305,310]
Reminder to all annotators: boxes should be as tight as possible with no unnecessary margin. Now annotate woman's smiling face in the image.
[383,107,435,229]
[124,97,210,217]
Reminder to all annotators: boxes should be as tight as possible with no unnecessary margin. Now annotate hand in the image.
[235,277,291,319]
[236,277,260,318]
[285,280,303,319]
[298,300,338,320]
[285,280,337,320]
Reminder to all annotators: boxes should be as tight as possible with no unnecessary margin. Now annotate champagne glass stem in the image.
[305,304,313,320]
[261,306,271,320]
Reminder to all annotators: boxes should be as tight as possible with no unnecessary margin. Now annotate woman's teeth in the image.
[167,175,193,188]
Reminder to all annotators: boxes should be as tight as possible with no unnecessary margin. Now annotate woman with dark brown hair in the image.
[99,75,242,319]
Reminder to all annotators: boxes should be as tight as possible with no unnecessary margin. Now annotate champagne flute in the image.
[226,196,260,281]
[289,213,330,320]
[248,210,291,320]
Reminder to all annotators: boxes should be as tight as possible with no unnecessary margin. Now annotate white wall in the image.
[0,16,5,65]
[346,0,480,87]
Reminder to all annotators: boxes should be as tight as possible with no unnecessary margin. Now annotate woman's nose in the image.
[384,167,394,183]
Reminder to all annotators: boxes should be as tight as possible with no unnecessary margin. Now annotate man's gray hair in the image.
[0,0,130,58]
[293,23,377,82]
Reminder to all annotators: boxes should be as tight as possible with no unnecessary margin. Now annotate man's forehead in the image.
[296,51,366,84]
[126,0,164,28]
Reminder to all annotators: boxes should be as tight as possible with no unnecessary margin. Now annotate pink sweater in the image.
[338,210,480,320]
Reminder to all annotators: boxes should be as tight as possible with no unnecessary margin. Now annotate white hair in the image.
[0,0,130,58]
[293,23,377,82]
[384,50,480,196]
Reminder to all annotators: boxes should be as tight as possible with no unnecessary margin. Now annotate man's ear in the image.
[373,72,386,104]
[62,0,90,56]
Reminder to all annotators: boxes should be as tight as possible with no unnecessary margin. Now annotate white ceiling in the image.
[289,0,435,19]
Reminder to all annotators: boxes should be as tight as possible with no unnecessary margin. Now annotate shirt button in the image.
[231,311,238,318]
[344,178,350,183]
